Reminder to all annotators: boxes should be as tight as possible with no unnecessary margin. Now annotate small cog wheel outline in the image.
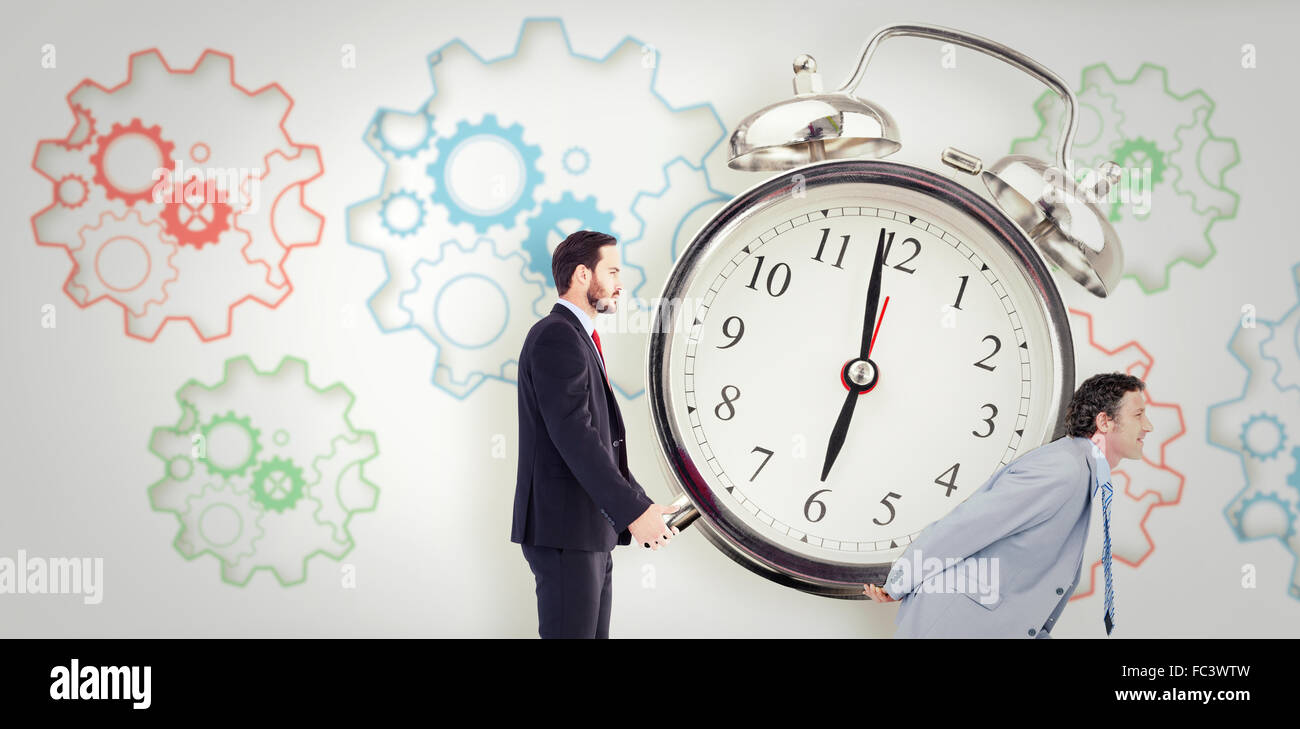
[1232,491,1298,542]
[158,179,233,248]
[426,113,543,233]
[250,455,307,513]
[62,103,98,151]
[398,237,547,396]
[198,411,263,479]
[1108,137,1167,222]
[1111,137,1167,184]
[520,191,615,282]
[379,189,427,237]
[68,208,179,316]
[56,174,90,209]
[88,118,176,206]
[562,146,590,175]
[179,481,263,565]
[1240,412,1287,461]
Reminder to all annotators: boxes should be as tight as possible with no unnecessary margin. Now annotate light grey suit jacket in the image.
[883,436,1104,638]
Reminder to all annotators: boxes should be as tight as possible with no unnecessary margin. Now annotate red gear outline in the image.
[56,174,90,209]
[158,178,233,248]
[30,48,325,342]
[88,118,176,206]
[1065,308,1187,603]
[62,104,97,151]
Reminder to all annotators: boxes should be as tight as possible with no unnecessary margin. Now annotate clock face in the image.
[649,161,1073,594]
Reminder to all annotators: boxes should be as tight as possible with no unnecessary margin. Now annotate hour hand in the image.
[819,356,880,481]
[820,387,859,481]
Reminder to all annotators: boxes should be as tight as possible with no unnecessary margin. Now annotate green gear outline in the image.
[1108,137,1167,222]
[250,455,307,512]
[198,411,262,479]
[1009,61,1240,295]
[147,355,383,588]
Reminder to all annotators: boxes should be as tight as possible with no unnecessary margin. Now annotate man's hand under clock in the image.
[863,583,898,602]
[629,503,681,550]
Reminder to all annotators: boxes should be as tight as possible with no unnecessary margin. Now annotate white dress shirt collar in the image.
[1088,439,1111,497]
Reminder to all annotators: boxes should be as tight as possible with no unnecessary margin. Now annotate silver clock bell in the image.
[726,22,1124,298]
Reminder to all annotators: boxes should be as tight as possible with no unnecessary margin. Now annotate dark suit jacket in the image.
[511,303,653,551]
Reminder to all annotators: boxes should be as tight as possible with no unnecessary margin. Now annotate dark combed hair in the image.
[1063,372,1146,438]
[551,230,616,294]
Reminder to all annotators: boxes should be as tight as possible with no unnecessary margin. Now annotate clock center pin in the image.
[841,357,879,393]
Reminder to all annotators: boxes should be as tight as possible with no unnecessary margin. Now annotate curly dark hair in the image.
[1063,372,1147,438]
[551,230,616,295]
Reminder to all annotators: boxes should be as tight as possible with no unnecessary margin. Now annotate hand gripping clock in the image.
[647,22,1124,598]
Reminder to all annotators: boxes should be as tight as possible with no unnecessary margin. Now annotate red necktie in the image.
[591,330,610,388]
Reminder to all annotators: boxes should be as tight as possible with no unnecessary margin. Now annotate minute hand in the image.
[860,229,887,358]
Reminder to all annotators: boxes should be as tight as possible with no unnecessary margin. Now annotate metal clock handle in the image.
[665,493,700,532]
[835,22,1078,172]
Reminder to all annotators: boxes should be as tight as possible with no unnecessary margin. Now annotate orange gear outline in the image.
[88,117,175,206]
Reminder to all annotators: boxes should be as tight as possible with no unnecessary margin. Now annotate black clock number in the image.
[749,446,774,482]
[717,316,745,349]
[973,335,1001,372]
[812,228,849,269]
[804,489,831,523]
[714,385,741,421]
[872,491,903,526]
[880,228,921,274]
[972,403,998,438]
[745,256,791,297]
[952,275,969,310]
[935,463,960,497]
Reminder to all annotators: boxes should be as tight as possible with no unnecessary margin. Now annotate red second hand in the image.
[868,295,890,358]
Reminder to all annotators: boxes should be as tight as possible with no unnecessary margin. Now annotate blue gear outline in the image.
[426,113,543,233]
[1259,267,1300,395]
[396,236,547,399]
[623,156,730,301]
[1240,413,1287,461]
[345,17,730,397]
[562,146,590,175]
[1289,446,1300,504]
[1208,261,1300,601]
[521,192,615,283]
[380,190,426,238]
[369,108,436,158]
[1232,491,1297,542]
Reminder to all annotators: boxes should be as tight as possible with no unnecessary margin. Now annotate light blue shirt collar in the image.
[555,298,595,337]
[555,298,605,374]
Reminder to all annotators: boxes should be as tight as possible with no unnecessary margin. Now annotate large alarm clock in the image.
[647,23,1124,598]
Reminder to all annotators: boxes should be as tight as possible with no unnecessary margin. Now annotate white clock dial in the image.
[656,170,1069,579]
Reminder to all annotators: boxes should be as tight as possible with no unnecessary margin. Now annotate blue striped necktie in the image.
[1100,479,1116,635]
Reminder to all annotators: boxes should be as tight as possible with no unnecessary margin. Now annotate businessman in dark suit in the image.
[511,230,680,639]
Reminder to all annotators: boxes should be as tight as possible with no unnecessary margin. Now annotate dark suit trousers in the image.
[521,544,613,639]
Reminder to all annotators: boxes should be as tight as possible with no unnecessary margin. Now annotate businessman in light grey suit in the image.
[864,372,1153,638]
